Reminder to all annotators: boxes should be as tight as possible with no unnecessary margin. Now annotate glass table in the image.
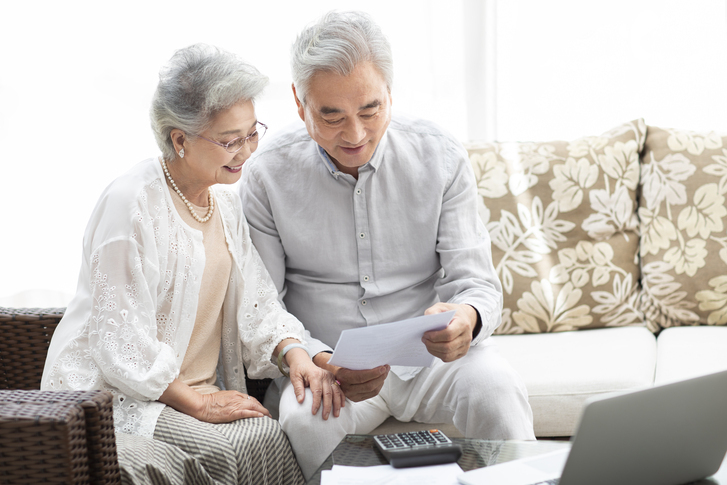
[307,434,727,484]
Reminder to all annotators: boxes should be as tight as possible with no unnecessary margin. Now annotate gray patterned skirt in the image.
[116,406,304,485]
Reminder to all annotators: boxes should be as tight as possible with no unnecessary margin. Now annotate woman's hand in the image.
[286,348,345,420]
[197,390,271,423]
[159,378,270,424]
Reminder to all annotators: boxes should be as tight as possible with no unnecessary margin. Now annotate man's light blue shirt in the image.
[241,115,503,366]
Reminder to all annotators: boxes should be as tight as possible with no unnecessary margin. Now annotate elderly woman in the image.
[41,44,344,484]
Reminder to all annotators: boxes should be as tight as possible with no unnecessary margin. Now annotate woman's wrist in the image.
[275,338,296,355]
[285,347,311,367]
[275,341,311,377]
[158,378,205,418]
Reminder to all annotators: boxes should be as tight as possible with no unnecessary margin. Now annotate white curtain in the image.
[1,0,725,306]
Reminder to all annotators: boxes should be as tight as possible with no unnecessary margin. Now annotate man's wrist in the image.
[312,351,333,368]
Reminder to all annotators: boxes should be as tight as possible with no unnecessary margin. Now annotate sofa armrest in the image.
[0,400,90,484]
[0,390,121,485]
[0,307,65,390]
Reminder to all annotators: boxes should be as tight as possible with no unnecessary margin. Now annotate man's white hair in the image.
[291,10,393,104]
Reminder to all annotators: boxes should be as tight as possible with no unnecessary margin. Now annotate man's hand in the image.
[422,302,478,362]
[313,352,389,402]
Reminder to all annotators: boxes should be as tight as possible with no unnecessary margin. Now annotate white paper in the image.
[328,311,456,370]
[321,463,463,485]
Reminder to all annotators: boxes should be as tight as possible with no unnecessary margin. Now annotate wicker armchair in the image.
[0,307,121,484]
[0,307,273,484]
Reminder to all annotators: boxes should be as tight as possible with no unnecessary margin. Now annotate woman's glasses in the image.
[197,121,268,153]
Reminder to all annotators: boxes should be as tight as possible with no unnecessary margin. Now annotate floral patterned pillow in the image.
[639,126,727,332]
[467,120,647,334]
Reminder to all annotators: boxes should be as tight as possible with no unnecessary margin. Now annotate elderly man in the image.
[240,10,535,478]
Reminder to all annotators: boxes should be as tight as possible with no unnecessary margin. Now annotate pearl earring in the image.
[179,148,185,158]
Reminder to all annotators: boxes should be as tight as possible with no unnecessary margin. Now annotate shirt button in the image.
[359,232,365,238]
[356,188,362,195]
[361,300,368,305]
[363,275,370,282]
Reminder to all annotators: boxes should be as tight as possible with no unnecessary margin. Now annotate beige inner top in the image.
[168,179,232,395]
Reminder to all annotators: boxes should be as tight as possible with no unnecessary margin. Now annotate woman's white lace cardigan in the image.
[41,158,306,437]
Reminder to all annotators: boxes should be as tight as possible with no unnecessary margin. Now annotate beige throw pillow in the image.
[639,126,727,331]
[468,120,646,334]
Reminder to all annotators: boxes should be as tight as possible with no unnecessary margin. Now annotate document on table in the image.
[321,463,463,485]
[327,310,456,370]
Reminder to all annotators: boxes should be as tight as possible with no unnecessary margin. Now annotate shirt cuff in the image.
[307,339,334,358]
[468,302,494,346]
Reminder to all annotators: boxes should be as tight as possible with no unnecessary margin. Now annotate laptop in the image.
[458,369,727,485]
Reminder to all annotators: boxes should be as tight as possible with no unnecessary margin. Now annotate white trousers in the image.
[276,339,535,479]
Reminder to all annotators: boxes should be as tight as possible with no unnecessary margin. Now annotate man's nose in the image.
[341,117,366,144]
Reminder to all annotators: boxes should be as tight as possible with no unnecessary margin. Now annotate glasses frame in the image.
[196,121,268,153]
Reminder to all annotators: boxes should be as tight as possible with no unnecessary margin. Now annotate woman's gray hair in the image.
[151,43,269,161]
[291,10,393,104]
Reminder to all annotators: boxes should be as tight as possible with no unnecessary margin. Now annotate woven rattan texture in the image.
[0,307,64,390]
[0,390,121,485]
[0,307,272,400]
[0,401,90,484]
[0,306,275,484]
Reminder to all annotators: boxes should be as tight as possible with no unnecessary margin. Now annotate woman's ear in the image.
[170,129,186,156]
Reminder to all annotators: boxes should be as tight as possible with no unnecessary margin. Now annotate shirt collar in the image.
[316,130,389,177]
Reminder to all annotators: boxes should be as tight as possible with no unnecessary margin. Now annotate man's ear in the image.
[292,83,305,122]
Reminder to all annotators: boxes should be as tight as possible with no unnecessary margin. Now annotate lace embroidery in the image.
[43,161,306,437]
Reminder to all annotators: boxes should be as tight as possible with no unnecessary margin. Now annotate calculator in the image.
[373,429,463,468]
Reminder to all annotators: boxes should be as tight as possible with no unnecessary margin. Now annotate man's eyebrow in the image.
[319,106,343,115]
[319,100,382,115]
[361,100,381,110]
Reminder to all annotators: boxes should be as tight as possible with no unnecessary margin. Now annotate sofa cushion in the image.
[654,326,727,384]
[492,326,656,437]
[467,120,647,334]
[639,126,727,331]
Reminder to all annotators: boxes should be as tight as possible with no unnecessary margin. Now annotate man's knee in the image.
[278,387,351,437]
[450,346,526,393]
[446,347,532,426]
[444,347,534,439]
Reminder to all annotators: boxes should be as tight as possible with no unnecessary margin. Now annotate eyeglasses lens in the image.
[225,123,267,153]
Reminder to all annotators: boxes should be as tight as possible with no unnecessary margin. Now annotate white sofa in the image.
[374,120,727,438]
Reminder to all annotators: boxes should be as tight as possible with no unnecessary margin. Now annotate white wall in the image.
[0,0,465,305]
[1,0,725,306]
[495,0,727,141]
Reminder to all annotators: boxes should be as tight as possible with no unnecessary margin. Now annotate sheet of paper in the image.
[321,462,463,485]
[328,310,456,370]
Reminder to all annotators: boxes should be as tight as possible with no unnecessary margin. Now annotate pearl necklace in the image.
[161,158,215,223]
